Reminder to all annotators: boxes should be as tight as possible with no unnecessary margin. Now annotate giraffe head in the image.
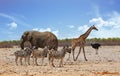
[91,25,98,31]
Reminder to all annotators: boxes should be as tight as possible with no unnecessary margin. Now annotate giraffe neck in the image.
[81,26,93,39]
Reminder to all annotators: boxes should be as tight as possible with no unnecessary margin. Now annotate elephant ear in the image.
[21,31,28,40]
[22,31,29,38]
[22,31,32,41]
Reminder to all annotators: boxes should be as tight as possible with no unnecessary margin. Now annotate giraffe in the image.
[71,25,98,61]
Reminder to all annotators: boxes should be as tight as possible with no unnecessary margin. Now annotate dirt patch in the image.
[0,46,120,76]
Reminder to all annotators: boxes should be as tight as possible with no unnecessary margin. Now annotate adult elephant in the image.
[20,31,58,50]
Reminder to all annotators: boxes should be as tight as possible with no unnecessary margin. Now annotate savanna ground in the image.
[0,46,120,76]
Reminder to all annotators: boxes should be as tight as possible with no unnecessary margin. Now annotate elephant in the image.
[20,31,58,50]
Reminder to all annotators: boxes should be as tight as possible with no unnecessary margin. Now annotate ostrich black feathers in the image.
[91,43,101,50]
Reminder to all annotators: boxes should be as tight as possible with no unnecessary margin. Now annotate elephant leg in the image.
[34,46,38,49]
[30,42,35,49]
[31,40,39,49]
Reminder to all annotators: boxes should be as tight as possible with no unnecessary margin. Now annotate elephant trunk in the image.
[20,37,25,49]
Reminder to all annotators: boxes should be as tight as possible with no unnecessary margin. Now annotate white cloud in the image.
[32,27,59,37]
[69,25,75,28]
[39,28,51,32]
[32,27,51,32]
[8,22,18,29]
[89,11,120,29]
[0,13,15,21]
[89,11,120,38]
[32,28,39,31]
[89,17,108,28]
[78,25,89,32]
[108,11,120,28]
[52,30,59,37]
[0,13,30,26]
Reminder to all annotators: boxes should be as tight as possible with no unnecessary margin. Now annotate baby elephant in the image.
[31,46,49,66]
[48,46,68,67]
[14,47,32,66]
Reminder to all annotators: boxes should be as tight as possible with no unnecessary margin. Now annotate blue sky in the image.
[0,0,120,41]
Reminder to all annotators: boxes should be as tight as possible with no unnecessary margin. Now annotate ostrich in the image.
[91,43,101,55]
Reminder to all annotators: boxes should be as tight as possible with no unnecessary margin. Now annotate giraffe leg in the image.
[75,47,81,61]
[72,48,76,61]
[83,47,88,61]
